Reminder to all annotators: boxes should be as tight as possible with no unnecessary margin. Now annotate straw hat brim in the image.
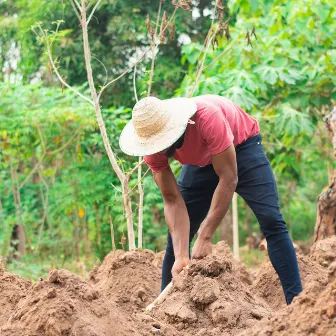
[119,98,197,156]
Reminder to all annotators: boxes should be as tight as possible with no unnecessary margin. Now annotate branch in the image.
[97,7,178,101]
[87,0,102,25]
[133,64,138,102]
[97,47,152,101]
[38,27,94,106]
[148,0,163,96]
[20,124,47,189]
[127,159,145,177]
[203,39,239,71]
[125,168,150,199]
[73,0,82,11]
[92,55,108,86]
[69,0,81,22]
[47,127,82,155]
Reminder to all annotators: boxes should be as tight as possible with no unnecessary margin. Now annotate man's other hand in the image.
[191,236,212,259]
[172,257,190,278]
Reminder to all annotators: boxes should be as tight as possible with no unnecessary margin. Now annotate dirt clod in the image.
[148,254,273,336]
[310,236,336,267]
[212,241,254,285]
[191,276,220,305]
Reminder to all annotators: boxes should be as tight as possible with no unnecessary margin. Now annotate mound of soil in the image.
[310,236,336,268]
[89,249,161,313]
[1,269,139,336]
[0,261,31,328]
[212,241,254,285]
[148,255,273,336]
[253,253,328,310]
[238,280,336,336]
[153,250,165,269]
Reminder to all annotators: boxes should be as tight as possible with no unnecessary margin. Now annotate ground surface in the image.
[1,236,336,336]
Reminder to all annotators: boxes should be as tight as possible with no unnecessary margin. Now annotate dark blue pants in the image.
[162,134,302,304]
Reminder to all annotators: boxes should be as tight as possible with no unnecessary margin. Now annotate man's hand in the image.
[191,236,212,259]
[172,257,190,278]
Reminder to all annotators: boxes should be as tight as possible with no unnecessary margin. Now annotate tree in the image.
[314,106,336,240]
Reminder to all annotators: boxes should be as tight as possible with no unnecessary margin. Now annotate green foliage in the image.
[0,0,334,275]
[0,0,212,106]
[0,83,165,264]
[179,0,335,239]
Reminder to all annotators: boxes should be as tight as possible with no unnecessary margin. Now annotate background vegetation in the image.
[0,0,335,279]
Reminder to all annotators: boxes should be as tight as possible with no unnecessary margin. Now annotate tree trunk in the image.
[244,203,252,238]
[232,193,239,259]
[314,106,336,241]
[219,207,233,247]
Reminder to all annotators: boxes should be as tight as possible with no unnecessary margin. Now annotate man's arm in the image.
[153,167,190,276]
[192,144,238,259]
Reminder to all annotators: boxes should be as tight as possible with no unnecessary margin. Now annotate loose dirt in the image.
[238,280,336,336]
[212,240,254,285]
[0,268,141,336]
[148,254,273,336]
[0,260,31,328]
[88,249,161,313]
[2,238,336,336]
[310,236,336,268]
[252,253,328,310]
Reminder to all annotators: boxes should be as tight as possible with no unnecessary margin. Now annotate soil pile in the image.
[89,249,161,313]
[0,261,31,328]
[253,253,328,310]
[0,269,138,336]
[238,280,336,336]
[310,235,336,268]
[212,241,254,285]
[148,254,273,336]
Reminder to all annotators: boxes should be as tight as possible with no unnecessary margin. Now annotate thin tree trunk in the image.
[138,157,144,248]
[80,2,135,250]
[94,202,101,251]
[109,215,116,251]
[74,210,80,262]
[232,192,239,259]
[219,207,233,247]
[9,159,26,255]
[314,106,336,241]
[35,182,49,255]
[244,203,252,238]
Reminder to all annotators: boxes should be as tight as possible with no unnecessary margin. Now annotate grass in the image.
[239,248,267,269]
[4,254,100,281]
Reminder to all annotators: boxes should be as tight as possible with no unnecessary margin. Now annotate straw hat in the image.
[119,96,197,156]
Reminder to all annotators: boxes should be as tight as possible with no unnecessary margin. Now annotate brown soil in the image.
[88,249,161,313]
[212,241,254,285]
[0,268,141,336]
[148,254,273,336]
[2,241,336,336]
[310,235,336,267]
[238,280,336,336]
[0,261,31,328]
[252,253,328,310]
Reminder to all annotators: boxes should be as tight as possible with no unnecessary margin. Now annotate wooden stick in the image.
[146,282,173,311]
[146,265,190,311]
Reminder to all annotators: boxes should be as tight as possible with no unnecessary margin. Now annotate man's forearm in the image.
[198,178,236,240]
[164,198,190,258]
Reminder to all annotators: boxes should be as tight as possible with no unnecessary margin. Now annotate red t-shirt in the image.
[144,94,259,173]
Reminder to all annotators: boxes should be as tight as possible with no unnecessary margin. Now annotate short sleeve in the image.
[199,111,234,155]
[144,153,169,173]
